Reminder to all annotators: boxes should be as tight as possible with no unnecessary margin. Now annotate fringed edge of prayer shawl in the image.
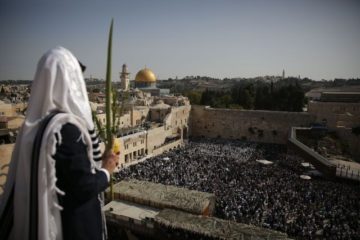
[37,113,101,240]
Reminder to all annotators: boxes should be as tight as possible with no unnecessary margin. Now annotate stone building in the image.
[308,92,360,128]
[115,94,190,169]
[0,100,15,116]
[0,100,26,144]
[307,91,360,161]
[114,99,190,169]
[94,90,191,170]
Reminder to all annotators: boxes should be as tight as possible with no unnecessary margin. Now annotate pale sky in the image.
[1,0,360,81]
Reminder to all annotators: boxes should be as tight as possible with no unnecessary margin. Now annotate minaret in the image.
[120,64,130,91]
[282,69,285,79]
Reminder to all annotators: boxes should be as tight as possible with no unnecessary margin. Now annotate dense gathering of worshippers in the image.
[116,138,360,239]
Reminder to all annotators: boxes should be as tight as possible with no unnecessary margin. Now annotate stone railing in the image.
[288,127,337,177]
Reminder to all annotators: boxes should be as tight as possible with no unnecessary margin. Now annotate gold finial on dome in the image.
[135,67,156,83]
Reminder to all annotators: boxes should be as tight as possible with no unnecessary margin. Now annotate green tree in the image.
[238,84,255,109]
[255,85,271,110]
[185,91,202,105]
[201,89,212,105]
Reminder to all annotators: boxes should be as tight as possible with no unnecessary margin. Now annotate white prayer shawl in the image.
[0,46,97,240]
[40,114,95,240]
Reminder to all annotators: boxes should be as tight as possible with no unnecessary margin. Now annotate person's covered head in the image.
[26,46,94,129]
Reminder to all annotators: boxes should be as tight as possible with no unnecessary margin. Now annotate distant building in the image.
[308,91,360,129]
[135,68,157,88]
[305,89,322,101]
[133,68,170,96]
[320,92,360,103]
[120,64,130,91]
[0,100,13,116]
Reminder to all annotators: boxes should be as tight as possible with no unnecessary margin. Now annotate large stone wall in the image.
[308,101,360,128]
[190,106,315,144]
[165,105,191,136]
[147,126,169,153]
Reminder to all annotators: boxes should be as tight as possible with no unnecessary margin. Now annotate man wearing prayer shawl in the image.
[0,46,117,240]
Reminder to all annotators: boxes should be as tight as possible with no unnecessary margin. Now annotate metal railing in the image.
[336,163,360,181]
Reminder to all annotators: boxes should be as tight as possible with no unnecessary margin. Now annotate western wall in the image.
[189,105,316,144]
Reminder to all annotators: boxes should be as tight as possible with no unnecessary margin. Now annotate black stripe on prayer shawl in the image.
[92,141,99,148]
[93,149,101,155]
[30,111,60,240]
[89,129,96,136]
[93,150,101,156]
[89,129,102,162]
[93,150,102,161]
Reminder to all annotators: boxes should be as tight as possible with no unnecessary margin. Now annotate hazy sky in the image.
[1,0,360,81]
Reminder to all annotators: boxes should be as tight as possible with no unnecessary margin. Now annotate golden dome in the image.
[135,68,156,82]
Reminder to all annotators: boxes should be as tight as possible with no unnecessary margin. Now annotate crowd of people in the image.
[115,138,360,239]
